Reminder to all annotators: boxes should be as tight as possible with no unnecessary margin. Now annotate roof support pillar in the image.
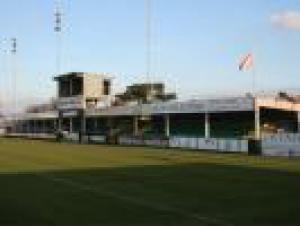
[254,102,261,140]
[165,114,170,137]
[69,117,73,133]
[34,120,37,134]
[205,112,210,139]
[133,116,139,136]
[297,111,300,133]
[42,120,46,134]
[80,110,86,143]
[58,111,62,132]
[94,117,98,132]
[27,120,30,133]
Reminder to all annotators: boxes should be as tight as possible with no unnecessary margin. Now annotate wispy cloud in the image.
[270,11,300,30]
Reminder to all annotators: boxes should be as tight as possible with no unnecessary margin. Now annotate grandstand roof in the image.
[87,96,254,116]
[15,95,300,120]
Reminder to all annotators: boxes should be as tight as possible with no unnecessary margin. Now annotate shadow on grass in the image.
[0,163,299,226]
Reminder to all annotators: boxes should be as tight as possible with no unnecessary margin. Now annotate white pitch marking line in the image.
[38,174,234,226]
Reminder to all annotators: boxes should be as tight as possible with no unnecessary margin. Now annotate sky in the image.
[0,0,300,109]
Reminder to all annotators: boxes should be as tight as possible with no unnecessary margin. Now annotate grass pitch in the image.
[0,138,299,226]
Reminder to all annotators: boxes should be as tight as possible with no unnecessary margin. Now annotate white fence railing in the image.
[169,137,248,153]
[5,132,106,144]
[87,135,106,144]
[62,133,107,144]
[262,133,300,157]
[8,132,300,157]
[63,133,79,142]
[118,136,169,147]
[5,133,56,139]
[118,136,248,153]
[262,133,300,145]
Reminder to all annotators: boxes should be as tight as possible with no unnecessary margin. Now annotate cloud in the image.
[270,11,300,30]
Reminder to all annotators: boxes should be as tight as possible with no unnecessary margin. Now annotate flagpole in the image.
[252,62,256,96]
[251,51,258,96]
[239,52,260,140]
[251,53,261,140]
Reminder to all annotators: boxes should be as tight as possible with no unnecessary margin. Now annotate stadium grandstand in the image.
[3,72,300,156]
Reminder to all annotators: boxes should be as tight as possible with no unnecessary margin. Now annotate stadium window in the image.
[59,80,71,97]
[103,80,111,95]
[71,77,83,96]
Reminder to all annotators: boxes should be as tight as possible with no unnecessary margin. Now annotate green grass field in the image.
[0,138,299,226]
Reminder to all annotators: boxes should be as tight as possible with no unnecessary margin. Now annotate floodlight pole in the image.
[0,39,6,116]
[54,0,63,134]
[54,0,63,75]
[145,0,152,84]
[11,38,18,132]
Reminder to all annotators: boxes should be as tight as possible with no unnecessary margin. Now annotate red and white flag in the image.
[239,53,253,71]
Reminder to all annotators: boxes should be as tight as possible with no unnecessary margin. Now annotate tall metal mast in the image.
[145,0,153,103]
[145,0,153,104]
[145,0,152,83]
[11,37,17,128]
[54,0,63,76]
[139,0,153,121]
[54,0,64,133]
[0,39,5,114]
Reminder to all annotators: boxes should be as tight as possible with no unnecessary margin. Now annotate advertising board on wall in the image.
[57,96,85,110]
